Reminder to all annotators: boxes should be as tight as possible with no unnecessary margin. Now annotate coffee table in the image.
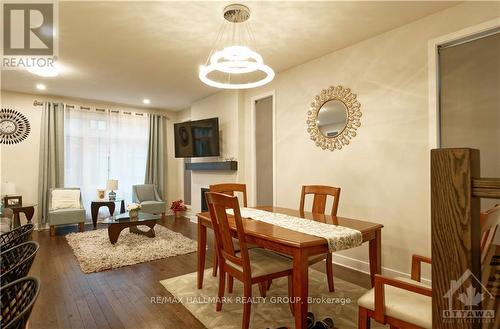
[102,212,160,244]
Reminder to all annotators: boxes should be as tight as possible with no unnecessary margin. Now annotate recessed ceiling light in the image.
[36,83,46,91]
[142,99,151,105]
[27,63,60,77]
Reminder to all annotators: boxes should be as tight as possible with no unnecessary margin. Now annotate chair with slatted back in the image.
[299,185,341,292]
[209,183,248,277]
[206,192,294,329]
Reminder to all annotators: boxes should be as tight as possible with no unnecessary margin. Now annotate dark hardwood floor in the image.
[27,216,370,329]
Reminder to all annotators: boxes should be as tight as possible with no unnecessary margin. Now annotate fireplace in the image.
[200,188,209,212]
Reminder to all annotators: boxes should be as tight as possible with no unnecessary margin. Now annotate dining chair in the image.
[205,191,294,329]
[357,205,500,329]
[0,224,34,252]
[299,185,341,217]
[209,183,248,277]
[357,254,432,329]
[0,241,39,286]
[0,276,40,329]
[299,185,341,292]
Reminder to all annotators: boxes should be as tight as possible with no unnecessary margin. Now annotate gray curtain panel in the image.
[38,102,65,224]
[145,114,166,199]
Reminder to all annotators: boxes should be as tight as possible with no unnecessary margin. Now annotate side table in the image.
[90,199,125,228]
[6,204,37,228]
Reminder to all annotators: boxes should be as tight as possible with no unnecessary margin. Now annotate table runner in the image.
[226,208,362,252]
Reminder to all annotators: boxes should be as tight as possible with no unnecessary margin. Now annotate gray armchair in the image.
[47,188,85,236]
[132,184,166,217]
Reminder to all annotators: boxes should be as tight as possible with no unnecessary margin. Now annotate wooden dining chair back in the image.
[209,183,248,276]
[293,185,340,293]
[209,183,248,207]
[205,191,294,329]
[206,192,251,279]
[300,185,341,216]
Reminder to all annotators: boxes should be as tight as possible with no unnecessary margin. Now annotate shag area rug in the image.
[66,226,197,273]
[161,268,386,329]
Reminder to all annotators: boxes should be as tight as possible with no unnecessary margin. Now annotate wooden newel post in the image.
[431,148,482,329]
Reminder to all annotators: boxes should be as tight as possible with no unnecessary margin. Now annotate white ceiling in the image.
[1,1,458,110]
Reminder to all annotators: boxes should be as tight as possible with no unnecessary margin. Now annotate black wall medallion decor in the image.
[0,108,31,145]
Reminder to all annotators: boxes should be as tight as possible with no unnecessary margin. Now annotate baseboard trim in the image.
[331,254,431,286]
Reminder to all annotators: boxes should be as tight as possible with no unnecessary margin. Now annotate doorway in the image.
[438,29,500,209]
[253,95,275,206]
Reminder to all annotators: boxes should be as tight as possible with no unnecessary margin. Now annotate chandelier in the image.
[199,4,274,89]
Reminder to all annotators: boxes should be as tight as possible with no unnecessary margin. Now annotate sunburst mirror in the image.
[306,85,362,151]
[0,108,31,145]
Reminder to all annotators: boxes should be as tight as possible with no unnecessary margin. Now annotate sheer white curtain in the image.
[64,108,148,218]
[108,112,148,204]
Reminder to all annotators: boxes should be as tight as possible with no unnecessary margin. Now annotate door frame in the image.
[427,18,500,149]
[250,90,277,207]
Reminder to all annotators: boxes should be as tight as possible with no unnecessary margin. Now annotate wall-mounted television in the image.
[174,118,220,158]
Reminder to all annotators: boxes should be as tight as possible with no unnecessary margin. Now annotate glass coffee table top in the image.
[102,212,159,224]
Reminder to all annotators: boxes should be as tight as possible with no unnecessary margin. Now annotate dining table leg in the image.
[197,219,207,289]
[293,248,309,329]
[368,228,382,287]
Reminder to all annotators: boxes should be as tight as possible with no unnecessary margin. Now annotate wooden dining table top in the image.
[197,206,383,249]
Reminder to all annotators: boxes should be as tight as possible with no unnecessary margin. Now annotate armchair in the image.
[132,184,166,218]
[47,188,85,236]
[357,254,432,329]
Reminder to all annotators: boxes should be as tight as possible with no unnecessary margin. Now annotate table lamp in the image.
[106,179,118,201]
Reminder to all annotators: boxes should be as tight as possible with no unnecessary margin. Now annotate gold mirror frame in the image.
[306,85,362,151]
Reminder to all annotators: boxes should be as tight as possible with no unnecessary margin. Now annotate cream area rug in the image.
[161,268,386,329]
[66,226,197,273]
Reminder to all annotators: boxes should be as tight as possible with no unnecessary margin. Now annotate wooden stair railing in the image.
[431,148,500,329]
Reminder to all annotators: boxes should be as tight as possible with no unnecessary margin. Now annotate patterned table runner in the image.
[226,208,362,252]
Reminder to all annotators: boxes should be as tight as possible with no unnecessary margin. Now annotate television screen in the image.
[174,118,220,158]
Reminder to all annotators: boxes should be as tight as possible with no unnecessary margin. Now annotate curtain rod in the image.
[33,100,170,120]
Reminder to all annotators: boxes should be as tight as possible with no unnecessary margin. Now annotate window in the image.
[64,108,149,217]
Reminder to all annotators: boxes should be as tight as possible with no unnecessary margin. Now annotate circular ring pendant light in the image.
[199,4,275,89]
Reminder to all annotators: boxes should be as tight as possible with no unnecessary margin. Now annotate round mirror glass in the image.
[317,100,348,137]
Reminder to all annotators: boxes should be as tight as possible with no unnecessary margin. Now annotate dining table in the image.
[196,206,383,329]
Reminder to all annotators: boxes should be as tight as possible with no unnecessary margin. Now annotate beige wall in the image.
[0,90,180,224]
[186,2,499,280]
